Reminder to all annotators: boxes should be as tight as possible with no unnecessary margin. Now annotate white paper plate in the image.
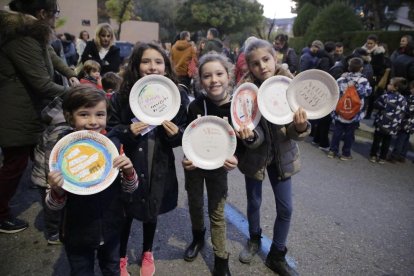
[49,130,120,195]
[182,116,237,170]
[129,75,181,125]
[231,83,261,131]
[257,75,293,125]
[286,69,339,119]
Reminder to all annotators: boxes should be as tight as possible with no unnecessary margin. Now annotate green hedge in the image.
[289,30,414,56]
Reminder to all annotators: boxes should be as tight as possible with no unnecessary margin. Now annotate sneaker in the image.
[318,146,330,152]
[340,155,353,161]
[120,257,130,276]
[378,159,386,164]
[311,141,318,146]
[47,233,62,245]
[140,251,155,276]
[0,217,28,234]
[327,151,336,158]
[369,156,377,163]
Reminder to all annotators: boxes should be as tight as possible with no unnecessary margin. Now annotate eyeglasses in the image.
[52,9,60,16]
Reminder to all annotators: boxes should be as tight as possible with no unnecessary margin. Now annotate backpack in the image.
[335,81,361,120]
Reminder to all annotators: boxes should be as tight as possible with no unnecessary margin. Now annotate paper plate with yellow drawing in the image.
[49,130,119,195]
[129,75,181,125]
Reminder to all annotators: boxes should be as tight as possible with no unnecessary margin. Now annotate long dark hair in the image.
[119,42,178,99]
[9,0,58,17]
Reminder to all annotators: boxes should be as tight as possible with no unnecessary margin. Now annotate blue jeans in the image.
[392,131,410,158]
[65,236,120,276]
[330,120,358,157]
[245,164,292,250]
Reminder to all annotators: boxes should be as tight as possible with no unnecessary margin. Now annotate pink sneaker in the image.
[120,257,130,276]
[140,251,155,276]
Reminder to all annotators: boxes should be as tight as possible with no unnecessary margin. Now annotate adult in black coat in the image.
[81,23,121,75]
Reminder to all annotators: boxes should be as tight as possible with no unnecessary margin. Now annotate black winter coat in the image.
[108,88,189,222]
[81,40,121,74]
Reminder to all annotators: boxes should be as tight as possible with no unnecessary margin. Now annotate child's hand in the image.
[224,155,238,171]
[237,125,255,140]
[113,154,134,176]
[293,107,308,133]
[182,157,197,170]
[162,120,179,137]
[130,122,149,136]
[48,171,65,196]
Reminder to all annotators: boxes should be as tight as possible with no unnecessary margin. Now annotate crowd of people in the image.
[0,0,413,276]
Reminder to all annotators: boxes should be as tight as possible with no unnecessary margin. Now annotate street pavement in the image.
[1,127,414,276]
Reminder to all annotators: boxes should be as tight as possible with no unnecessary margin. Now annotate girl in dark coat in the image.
[108,42,189,276]
[81,23,121,75]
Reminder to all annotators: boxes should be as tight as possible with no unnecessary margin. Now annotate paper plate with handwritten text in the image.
[49,130,119,195]
[257,75,294,125]
[231,83,261,131]
[182,116,237,170]
[286,69,339,120]
[129,75,181,125]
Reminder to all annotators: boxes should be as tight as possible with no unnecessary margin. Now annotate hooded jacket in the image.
[0,11,67,148]
[171,39,196,77]
[201,38,223,56]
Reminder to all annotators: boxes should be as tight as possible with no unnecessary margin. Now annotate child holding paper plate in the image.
[237,39,310,276]
[182,52,240,275]
[46,85,138,275]
[107,42,189,276]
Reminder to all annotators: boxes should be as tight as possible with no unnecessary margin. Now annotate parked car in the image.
[115,41,134,62]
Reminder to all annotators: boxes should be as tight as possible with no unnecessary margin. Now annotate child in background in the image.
[46,85,138,275]
[101,72,122,99]
[182,52,239,275]
[80,59,103,89]
[328,57,372,160]
[108,42,189,276]
[237,39,309,276]
[389,80,414,162]
[369,77,408,163]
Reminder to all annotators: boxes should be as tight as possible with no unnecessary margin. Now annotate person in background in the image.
[390,35,413,62]
[59,32,78,67]
[299,40,323,73]
[108,42,189,276]
[369,77,408,163]
[80,60,103,90]
[76,30,90,61]
[171,30,197,90]
[47,86,138,276]
[81,23,121,74]
[201,28,223,56]
[0,0,69,234]
[238,39,310,276]
[196,37,207,59]
[334,42,344,62]
[273,33,298,74]
[101,72,122,100]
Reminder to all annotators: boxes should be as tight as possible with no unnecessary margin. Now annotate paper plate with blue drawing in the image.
[49,130,119,195]
[286,69,339,120]
[231,83,261,131]
[129,75,181,125]
[182,116,237,170]
[257,75,294,125]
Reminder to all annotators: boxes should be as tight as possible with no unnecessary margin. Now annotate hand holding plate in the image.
[130,122,150,136]
[48,171,65,196]
[113,154,134,176]
[182,157,197,171]
[293,107,308,133]
[237,125,255,140]
[224,155,238,171]
[162,120,179,137]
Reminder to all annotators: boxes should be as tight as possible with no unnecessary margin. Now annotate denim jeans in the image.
[330,120,358,157]
[245,164,292,250]
[392,131,411,158]
[185,168,228,258]
[65,235,120,276]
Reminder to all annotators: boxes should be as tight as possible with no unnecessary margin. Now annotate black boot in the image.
[265,244,299,276]
[184,228,205,261]
[239,229,262,264]
[213,253,231,276]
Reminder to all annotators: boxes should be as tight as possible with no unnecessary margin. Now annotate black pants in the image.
[370,130,392,159]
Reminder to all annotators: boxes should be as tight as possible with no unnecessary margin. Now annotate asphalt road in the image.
[1,135,413,276]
